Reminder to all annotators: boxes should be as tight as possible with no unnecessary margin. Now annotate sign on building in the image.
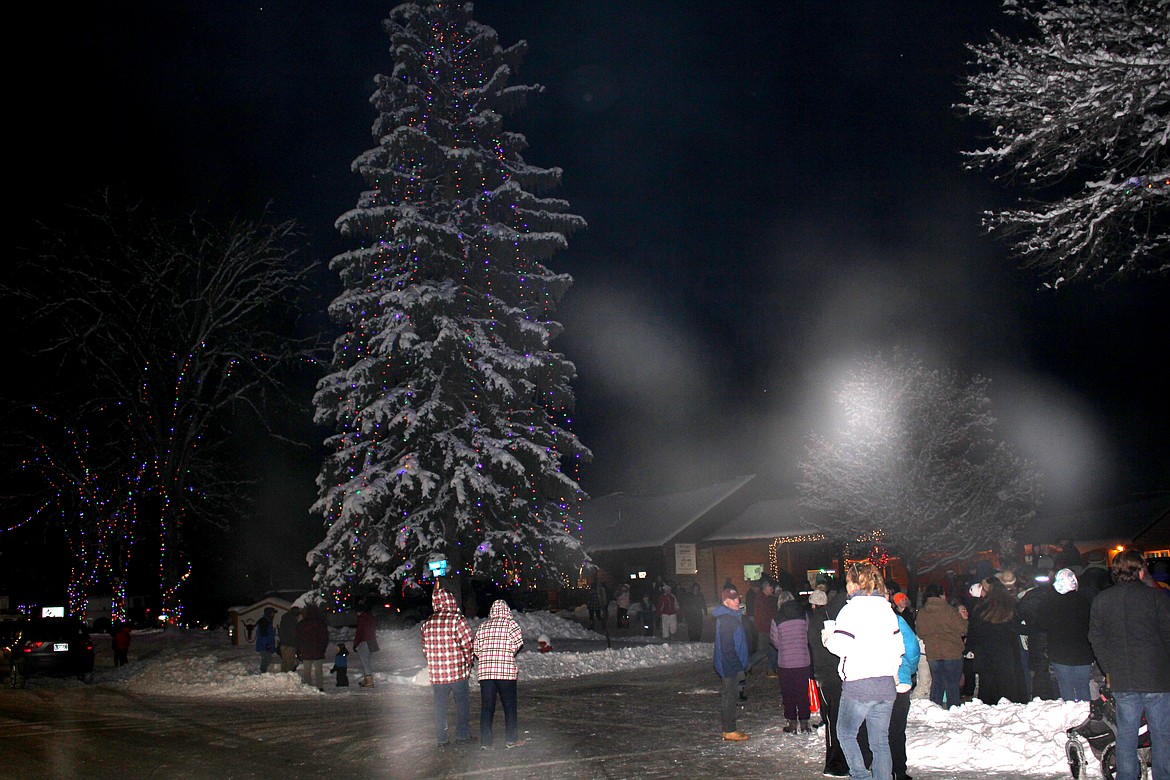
[675,543,697,575]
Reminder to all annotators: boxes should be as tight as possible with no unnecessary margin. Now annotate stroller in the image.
[1065,684,1153,780]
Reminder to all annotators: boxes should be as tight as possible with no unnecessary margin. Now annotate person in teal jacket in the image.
[890,612,921,780]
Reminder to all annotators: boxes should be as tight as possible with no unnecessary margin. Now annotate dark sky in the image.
[10,2,1170,597]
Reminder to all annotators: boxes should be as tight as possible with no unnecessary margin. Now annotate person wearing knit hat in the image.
[1035,568,1093,701]
[809,589,829,607]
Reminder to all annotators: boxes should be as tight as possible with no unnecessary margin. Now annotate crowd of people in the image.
[246,544,1168,778]
[710,547,1168,780]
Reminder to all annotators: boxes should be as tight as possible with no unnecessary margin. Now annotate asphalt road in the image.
[0,652,840,780]
[0,640,1070,780]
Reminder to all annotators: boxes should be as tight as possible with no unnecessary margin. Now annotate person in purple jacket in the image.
[771,589,812,734]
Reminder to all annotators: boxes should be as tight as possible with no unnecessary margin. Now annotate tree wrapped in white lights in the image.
[798,353,1042,586]
[959,0,1170,285]
[311,2,590,606]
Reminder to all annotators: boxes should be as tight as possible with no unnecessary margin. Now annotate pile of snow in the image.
[48,608,1099,778]
[907,697,1089,776]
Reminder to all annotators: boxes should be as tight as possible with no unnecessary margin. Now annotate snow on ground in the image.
[48,608,1095,778]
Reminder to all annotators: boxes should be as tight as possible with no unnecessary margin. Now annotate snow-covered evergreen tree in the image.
[310,2,590,606]
[959,0,1170,285]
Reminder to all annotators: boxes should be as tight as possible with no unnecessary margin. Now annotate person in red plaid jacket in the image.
[472,598,526,749]
[421,588,474,747]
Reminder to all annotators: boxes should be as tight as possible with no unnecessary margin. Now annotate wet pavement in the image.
[0,621,1070,779]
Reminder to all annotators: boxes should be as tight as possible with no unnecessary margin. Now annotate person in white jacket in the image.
[823,562,906,780]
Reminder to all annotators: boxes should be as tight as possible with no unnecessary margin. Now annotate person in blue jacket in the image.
[890,610,921,780]
[254,607,278,673]
[713,585,750,741]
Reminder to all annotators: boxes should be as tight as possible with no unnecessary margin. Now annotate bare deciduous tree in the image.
[6,199,319,621]
[959,0,1170,285]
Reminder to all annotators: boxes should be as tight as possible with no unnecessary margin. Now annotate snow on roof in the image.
[702,497,818,542]
[580,475,756,551]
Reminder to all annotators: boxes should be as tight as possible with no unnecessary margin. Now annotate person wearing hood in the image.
[473,599,525,749]
[824,562,906,780]
[255,607,278,673]
[1035,568,1093,701]
[421,588,474,747]
[770,589,812,734]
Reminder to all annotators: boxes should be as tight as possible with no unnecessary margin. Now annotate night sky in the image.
[9,2,1169,601]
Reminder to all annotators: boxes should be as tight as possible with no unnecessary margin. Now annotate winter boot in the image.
[799,719,812,734]
[359,675,374,688]
[783,719,798,734]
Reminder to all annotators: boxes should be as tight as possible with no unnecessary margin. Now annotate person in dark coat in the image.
[1053,539,1083,571]
[808,588,858,777]
[295,603,330,690]
[683,582,707,642]
[750,579,778,675]
[278,606,301,672]
[1036,568,1094,701]
[1078,550,1112,602]
[1088,550,1170,780]
[1017,565,1056,700]
[966,577,1028,705]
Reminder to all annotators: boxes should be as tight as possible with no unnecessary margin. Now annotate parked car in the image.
[8,617,95,687]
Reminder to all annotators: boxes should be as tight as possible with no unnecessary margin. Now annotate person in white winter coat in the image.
[823,562,906,780]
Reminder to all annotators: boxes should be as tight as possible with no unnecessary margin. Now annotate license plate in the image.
[53,643,69,652]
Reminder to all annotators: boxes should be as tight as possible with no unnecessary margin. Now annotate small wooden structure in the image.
[226,596,293,646]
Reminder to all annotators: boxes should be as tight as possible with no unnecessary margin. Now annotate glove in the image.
[895,682,911,694]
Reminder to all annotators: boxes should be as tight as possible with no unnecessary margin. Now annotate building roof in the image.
[580,475,756,552]
[702,497,819,542]
[1132,503,1170,550]
[1027,496,1170,547]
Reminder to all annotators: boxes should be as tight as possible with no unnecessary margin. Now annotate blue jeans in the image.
[1114,691,1169,780]
[929,659,964,709]
[1050,663,1092,702]
[837,695,893,780]
[479,678,518,746]
[432,678,470,745]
